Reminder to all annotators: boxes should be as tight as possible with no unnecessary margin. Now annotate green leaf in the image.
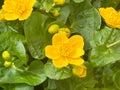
[24,11,50,59]
[38,0,53,12]
[0,22,8,33]
[0,61,46,86]
[102,66,116,88]
[73,0,84,3]
[113,70,120,89]
[44,61,72,80]
[6,20,24,34]
[56,5,70,23]
[90,27,120,66]
[0,32,27,67]
[2,84,34,90]
[70,0,101,49]
[45,62,96,90]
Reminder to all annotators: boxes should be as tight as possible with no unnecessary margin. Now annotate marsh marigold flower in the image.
[1,0,36,21]
[99,7,120,29]
[45,33,85,68]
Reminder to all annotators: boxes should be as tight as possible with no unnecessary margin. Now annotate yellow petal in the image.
[19,8,32,20]
[4,13,18,20]
[72,65,87,78]
[99,7,118,28]
[113,13,120,29]
[70,48,84,58]
[2,0,17,11]
[45,45,60,59]
[0,9,5,21]
[52,33,68,46]
[52,57,68,68]
[99,7,117,20]
[69,58,84,66]
[27,0,36,7]
[69,35,84,49]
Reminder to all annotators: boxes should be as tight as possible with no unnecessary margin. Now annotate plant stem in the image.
[107,39,120,48]
[12,63,24,72]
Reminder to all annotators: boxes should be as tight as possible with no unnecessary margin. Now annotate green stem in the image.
[107,39,120,48]
[12,63,24,72]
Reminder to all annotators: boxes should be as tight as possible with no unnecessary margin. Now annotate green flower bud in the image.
[52,9,60,17]
[4,61,12,68]
[58,28,71,37]
[2,51,10,61]
[48,24,59,34]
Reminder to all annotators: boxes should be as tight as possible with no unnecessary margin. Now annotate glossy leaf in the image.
[90,27,120,66]
[0,61,46,86]
[0,32,27,67]
[44,61,72,80]
[2,84,34,90]
[24,11,50,59]
[70,0,101,49]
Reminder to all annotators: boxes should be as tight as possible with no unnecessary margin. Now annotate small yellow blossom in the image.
[54,0,65,5]
[1,0,36,21]
[99,7,120,29]
[4,61,12,68]
[72,65,87,78]
[2,50,10,61]
[52,9,60,17]
[45,33,85,68]
[48,24,59,34]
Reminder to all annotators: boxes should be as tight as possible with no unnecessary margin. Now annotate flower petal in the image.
[71,48,85,58]
[69,35,84,49]
[45,45,60,59]
[52,33,68,46]
[27,0,36,7]
[4,13,18,20]
[113,13,120,29]
[69,58,84,66]
[19,8,32,20]
[99,7,117,20]
[52,57,68,68]
[99,7,117,27]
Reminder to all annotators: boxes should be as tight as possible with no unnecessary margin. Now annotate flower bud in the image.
[48,24,59,34]
[72,65,87,78]
[54,0,65,5]
[58,28,70,37]
[2,50,10,61]
[4,61,12,68]
[52,9,60,17]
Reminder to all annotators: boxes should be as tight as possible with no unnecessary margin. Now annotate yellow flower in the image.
[54,0,65,5]
[1,0,36,20]
[45,33,85,68]
[99,7,120,29]
[72,65,87,78]
[2,50,10,61]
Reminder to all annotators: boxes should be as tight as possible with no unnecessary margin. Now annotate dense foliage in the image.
[0,0,120,90]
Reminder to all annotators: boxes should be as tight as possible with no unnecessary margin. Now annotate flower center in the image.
[60,43,72,57]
